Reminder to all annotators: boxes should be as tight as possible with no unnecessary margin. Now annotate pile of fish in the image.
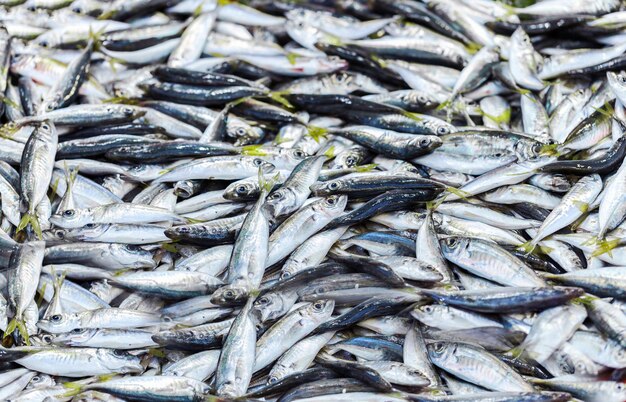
[0,0,626,400]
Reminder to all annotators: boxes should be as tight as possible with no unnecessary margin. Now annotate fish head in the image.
[49,208,91,228]
[410,135,443,153]
[114,244,156,269]
[318,194,348,217]
[310,179,344,196]
[264,187,297,219]
[440,236,469,259]
[227,119,264,145]
[98,348,143,374]
[37,312,80,333]
[307,299,335,322]
[252,291,293,323]
[210,285,248,306]
[411,303,443,322]
[223,181,258,200]
[23,373,55,390]
[245,157,275,175]
[52,327,96,346]
[426,340,456,364]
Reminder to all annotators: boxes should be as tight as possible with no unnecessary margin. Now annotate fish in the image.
[0,1,621,400]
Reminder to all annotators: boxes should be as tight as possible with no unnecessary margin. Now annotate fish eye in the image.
[437,126,449,135]
[433,342,445,353]
[39,40,48,47]
[85,223,96,228]
[293,150,305,158]
[313,301,325,311]
[619,75,626,84]
[420,138,430,147]
[31,376,40,382]
[616,383,624,391]
[55,230,65,239]
[122,106,134,115]
[236,185,248,193]
[125,245,140,251]
[328,182,339,190]
[424,305,433,313]
[326,197,336,205]
[41,123,50,130]
[345,157,356,166]
[112,349,126,357]
[224,289,235,299]
[63,210,75,217]
[41,334,53,343]
[280,271,290,279]
[236,128,246,136]
[253,158,263,166]
[27,5,36,11]
[50,315,63,322]
[72,6,82,13]
[267,376,278,384]
[446,238,459,248]
[178,227,190,234]
[258,296,270,305]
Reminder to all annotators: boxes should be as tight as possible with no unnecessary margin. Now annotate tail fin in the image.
[4,318,30,346]
[16,213,42,240]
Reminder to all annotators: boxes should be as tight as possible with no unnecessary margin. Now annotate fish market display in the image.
[0,0,625,401]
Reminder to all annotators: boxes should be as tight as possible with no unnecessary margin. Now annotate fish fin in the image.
[593,101,615,119]
[508,346,524,359]
[368,54,386,68]
[324,145,336,159]
[306,125,328,143]
[248,289,261,298]
[572,294,597,306]
[355,163,377,172]
[464,42,481,55]
[192,2,204,16]
[537,244,554,255]
[61,381,84,397]
[0,95,20,110]
[161,242,179,253]
[517,240,536,255]
[241,145,268,156]
[257,168,277,194]
[36,282,47,307]
[591,237,620,257]
[514,87,531,96]
[102,96,139,105]
[0,122,20,139]
[401,110,423,122]
[268,91,293,109]
[435,99,452,112]
[285,52,298,66]
[16,213,42,239]
[4,318,30,345]
[445,186,471,201]
[538,143,560,156]
[185,217,204,224]
[147,347,166,358]
[573,200,589,213]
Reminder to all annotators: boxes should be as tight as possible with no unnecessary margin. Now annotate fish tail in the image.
[323,145,336,159]
[241,144,267,156]
[306,125,328,143]
[591,237,620,257]
[517,240,536,255]
[268,91,293,109]
[4,318,30,346]
[16,213,43,239]
[355,163,377,172]
[61,381,85,397]
[444,186,471,201]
